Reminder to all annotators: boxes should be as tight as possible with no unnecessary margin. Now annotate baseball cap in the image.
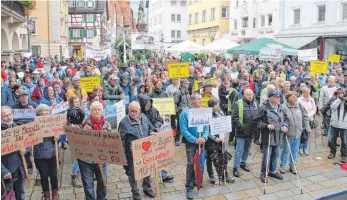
[19,90,29,96]
[72,76,81,81]
[181,79,190,84]
[240,81,250,87]
[268,90,280,98]
[203,81,213,88]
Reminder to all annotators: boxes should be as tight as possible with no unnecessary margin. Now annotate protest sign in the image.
[80,77,101,92]
[298,48,317,62]
[167,63,189,79]
[210,116,232,138]
[328,54,341,63]
[116,100,126,129]
[152,98,176,115]
[259,48,281,61]
[103,105,117,120]
[64,126,126,165]
[12,108,36,119]
[51,101,69,114]
[188,108,212,127]
[85,44,111,61]
[159,120,172,134]
[193,79,216,91]
[310,60,329,74]
[132,131,174,181]
[212,88,219,100]
[35,114,67,138]
[104,100,116,107]
[163,59,177,68]
[1,121,43,156]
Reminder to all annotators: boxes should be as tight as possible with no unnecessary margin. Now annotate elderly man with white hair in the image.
[319,76,337,136]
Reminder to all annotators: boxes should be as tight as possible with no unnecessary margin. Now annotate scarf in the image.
[89,115,105,130]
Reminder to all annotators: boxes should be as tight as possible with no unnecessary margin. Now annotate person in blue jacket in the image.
[179,92,209,200]
[38,85,63,106]
[1,106,26,200]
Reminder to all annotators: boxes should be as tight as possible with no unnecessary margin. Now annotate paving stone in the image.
[244,187,264,197]
[59,193,76,199]
[160,186,176,193]
[271,172,297,183]
[322,170,347,179]
[305,184,324,191]
[203,194,228,200]
[118,192,133,199]
[298,169,322,178]
[290,194,314,200]
[227,180,259,192]
[161,192,198,200]
[256,193,279,200]
[274,189,295,199]
[197,186,231,198]
[306,175,329,182]
[272,182,296,191]
[308,187,342,199]
[224,191,250,200]
[290,178,313,187]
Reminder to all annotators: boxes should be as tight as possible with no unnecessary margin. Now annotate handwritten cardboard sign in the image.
[80,77,101,92]
[152,98,176,115]
[132,131,174,181]
[64,126,126,165]
[12,108,36,119]
[35,114,67,138]
[310,60,329,74]
[1,121,43,156]
[168,63,190,79]
[51,102,69,114]
[210,116,232,138]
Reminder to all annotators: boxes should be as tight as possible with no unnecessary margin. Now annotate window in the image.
[202,10,206,22]
[242,17,248,28]
[72,29,80,38]
[177,14,181,22]
[211,7,215,20]
[189,0,192,4]
[234,20,237,30]
[343,3,347,20]
[171,0,177,6]
[87,29,95,38]
[159,14,162,24]
[177,30,181,38]
[87,1,94,8]
[171,30,175,38]
[78,0,84,7]
[171,14,176,22]
[30,18,37,35]
[317,4,326,22]
[202,39,206,46]
[154,16,157,25]
[189,14,192,25]
[221,6,228,18]
[195,12,199,24]
[268,14,272,26]
[87,14,94,22]
[235,0,239,8]
[260,15,265,27]
[293,9,300,24]
[181,0,186,6]
[253,18,256,28]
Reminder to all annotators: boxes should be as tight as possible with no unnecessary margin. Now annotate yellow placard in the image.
[168,63,189,79]
[193,79,216,91]
[80,77,101,92]
[77,50,83,57]
[152,98,176,115]
[328,54,341,63]
[310,60,329,74]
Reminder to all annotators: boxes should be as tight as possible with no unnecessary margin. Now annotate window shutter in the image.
[92,1,95,7]
[94,29,97,36]
[93,14,97,22]
[79,29,83,38]
[84,1,87,7]
[69,29,73,38]
[83,14,87,22]
[84,29,87,37]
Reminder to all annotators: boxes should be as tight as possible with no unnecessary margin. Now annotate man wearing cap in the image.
[103,74,125,101]
[173,79,191,146]
[120,74,131,104]
[237,81,250,100]
[66,76,88,101]
[201,81,214,99]
[149,80,169,98]
[253,90,288,183]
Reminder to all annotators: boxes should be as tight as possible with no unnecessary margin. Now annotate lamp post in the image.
[208,28,217,43]
[26,16,34,52]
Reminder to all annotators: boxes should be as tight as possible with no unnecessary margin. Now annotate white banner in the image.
[131,34,160,50]
[116,100,126,129]
[51,102,69,114]
[12,108,36,119]
[85,44,111,61]
[210,116,232,137]
[259,48,281,61]
[298,48,317,62]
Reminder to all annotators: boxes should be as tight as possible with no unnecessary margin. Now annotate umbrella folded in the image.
[193,146,206,191]
[210,143,232,184]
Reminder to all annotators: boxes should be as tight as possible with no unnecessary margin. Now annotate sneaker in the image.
[260,173,267,183]
[328,153,335,159]
[162,175,174,182]
[268,172,283,180]
[303,149,309,156]
[299,149,303,155]
[289,167,297,175]
[280,167,286,174]
[208,175,216,184]
[143,188,156,198]
[224,174,235,183]
[240,164,250,172]
[175,141,181,146]
[71,175,82,188]
[341,157,346,163]
[133,192,141,200]
[186,191,194,199]
[233,168,240,177]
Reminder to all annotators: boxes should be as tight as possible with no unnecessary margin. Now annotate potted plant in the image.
[20,0,36,16]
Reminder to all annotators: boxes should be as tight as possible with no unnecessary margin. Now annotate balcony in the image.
[1,1,26,22]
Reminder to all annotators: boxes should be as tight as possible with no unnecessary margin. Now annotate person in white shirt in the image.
[319,76,337,136]
[165,78,180,97]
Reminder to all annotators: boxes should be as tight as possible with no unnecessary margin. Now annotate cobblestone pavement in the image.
[25,125,347,200]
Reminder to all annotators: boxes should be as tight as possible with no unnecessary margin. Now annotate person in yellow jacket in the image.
[66,76,87,101]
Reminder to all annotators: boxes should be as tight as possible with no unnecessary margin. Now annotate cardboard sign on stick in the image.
[35,114,67,138]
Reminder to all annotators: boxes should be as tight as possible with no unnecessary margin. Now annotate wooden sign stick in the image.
[155,168,160,200]
[55,140,60,170]
[21,155,30,183]
[100,165,107,187]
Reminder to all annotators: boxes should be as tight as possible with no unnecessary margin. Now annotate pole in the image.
[264,132,271,194]
[155,168,160,200]
[100,165,107,187]
[55,140,60,170]
[27,16,31,52]
[122,10,126,64]
[21,155,30,183]
[285,136,303,194]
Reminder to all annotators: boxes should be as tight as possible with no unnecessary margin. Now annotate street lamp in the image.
[26,17,34,52]
[208,28,217,42]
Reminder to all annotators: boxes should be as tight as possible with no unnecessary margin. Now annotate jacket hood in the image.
[139,95,153,112]
[23,82,34,88]
[42,86,58,99]
[137,84,145,94]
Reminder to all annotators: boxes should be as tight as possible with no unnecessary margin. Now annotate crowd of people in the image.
[1,54,347,200]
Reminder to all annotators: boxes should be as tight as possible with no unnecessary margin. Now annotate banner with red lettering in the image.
[35,114,67,138]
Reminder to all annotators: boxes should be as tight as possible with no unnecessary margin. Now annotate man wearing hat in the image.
[13,90,38,109]
[149,80,169,98]
[66,76,88,101]
[201,81,214,99]
[103,74,125,101]
[253,90,288,183]
[120,74,132,104]
[237,81,250,100]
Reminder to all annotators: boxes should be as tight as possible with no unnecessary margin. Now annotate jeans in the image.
[1,168,25,200]
[77,160,107,200]
[261,145,280,174]
[128,175,151,195]
[175,113,181,142]
[34,157,58,192]
[300,139,309,150]
[71,159,79,176]
[206,149,215,177]
[233,138,252,169]
[185,142,198,191]
[280,137,300,168]
[161,170,168,179]
[328,127,332,142]
[330,127,347,157]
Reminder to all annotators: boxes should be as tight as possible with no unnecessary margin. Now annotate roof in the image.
[275,36,318,49]
[276,26,347,38]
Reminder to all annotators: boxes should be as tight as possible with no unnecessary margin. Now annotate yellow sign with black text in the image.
[310,60,328,74]
[168,63,189,79]
[80,77,101,92]
[152,98,176,115]
[328,54,341,63]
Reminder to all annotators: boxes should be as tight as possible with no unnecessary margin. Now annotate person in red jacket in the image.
[1,61,7,82]
[37,57,44,69]
[31,79,45,102]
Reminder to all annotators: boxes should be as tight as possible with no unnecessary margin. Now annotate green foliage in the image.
[20,0,35,10]
[132,49,152,62]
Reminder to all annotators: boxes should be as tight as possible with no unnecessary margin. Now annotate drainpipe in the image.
[320,37,325,61]
[47,1,51,56]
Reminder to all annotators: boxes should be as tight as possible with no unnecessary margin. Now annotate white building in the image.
[225,0,282,43]
[148,0,188,50]
[275,0,347,60]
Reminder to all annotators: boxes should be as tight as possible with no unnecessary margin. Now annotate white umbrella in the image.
[202,38,239,53]
[166,40,203,53]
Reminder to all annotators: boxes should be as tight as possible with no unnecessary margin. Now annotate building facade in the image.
[1,1,29,62]
[187,0,230,46]
[275,0,347,60]
[226,0,282,43]
[68,0,108,57]
[29,0,69,58]
[148,0,188,48]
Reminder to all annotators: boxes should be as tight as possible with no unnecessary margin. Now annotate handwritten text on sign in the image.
[152,98,176,115]
[1,121,43,156]
[328,54,341,63]
[51,102,69,114]
[12,108,36,119]
[35,114,67,138]
[80,77,101,92]
[132,131,174,181]
[167,63,189,79]
[64,126,126,165]
[210,116,232,138]
[310,60,329,74]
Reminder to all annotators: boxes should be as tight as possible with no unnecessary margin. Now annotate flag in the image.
[193,146,205,191]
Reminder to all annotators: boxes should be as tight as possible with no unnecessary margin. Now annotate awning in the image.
[275,36,318,49]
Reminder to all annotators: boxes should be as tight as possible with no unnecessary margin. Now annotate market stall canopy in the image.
[180,52,195,62]
[226,38,297,56]
[166,40,203,53]
[202,38,239,53]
